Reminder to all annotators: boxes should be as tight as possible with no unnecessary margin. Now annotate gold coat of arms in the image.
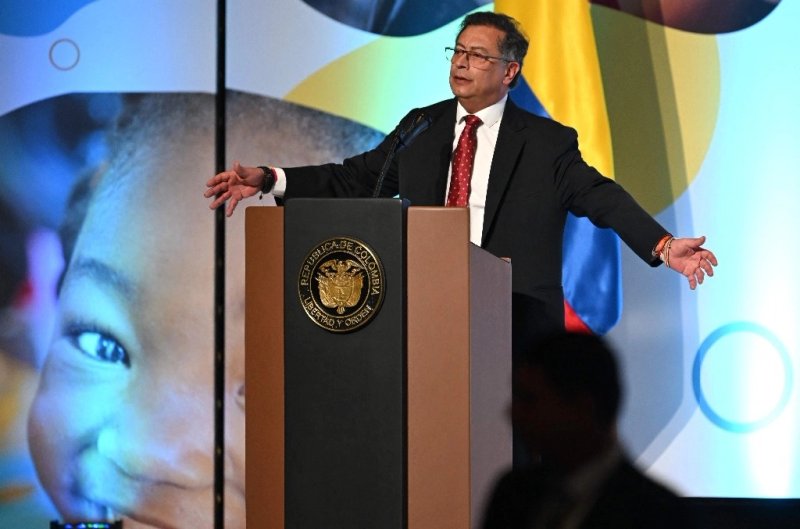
[298,237,385,332]
[317,259,364,314]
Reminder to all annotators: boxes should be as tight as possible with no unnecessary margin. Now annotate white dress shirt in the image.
[448,95,506,245]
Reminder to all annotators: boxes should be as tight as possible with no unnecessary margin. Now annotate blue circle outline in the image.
[693,322,793,433]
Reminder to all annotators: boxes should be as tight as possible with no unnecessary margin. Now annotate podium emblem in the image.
[298,237,385,332]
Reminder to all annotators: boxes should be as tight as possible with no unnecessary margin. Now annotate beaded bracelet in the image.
[652,233,673,258]
[663,237,675,268]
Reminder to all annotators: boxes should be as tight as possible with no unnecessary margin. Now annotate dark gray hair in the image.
[458,12,529,88]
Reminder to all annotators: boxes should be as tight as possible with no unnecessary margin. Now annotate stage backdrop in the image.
[1,0,798,527]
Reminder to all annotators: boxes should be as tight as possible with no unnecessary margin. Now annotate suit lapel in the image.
[482,100,526,245]
[399,100,457,206]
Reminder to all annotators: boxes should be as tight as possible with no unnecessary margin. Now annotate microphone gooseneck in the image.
[372,111,431,198]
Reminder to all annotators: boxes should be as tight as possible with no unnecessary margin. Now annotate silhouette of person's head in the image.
[487,332,698,529]
[512,332,621,473]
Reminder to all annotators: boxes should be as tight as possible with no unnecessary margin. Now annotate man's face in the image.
[27,145,246,529]
[448,24,519,114]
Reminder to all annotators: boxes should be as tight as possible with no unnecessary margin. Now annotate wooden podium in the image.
[245,199,512,529]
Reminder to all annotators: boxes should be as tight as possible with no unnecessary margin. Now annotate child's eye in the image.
[70,330,130,367]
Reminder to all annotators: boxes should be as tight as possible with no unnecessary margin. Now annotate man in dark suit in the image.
[481,332,696,529]
[206,11,717,334]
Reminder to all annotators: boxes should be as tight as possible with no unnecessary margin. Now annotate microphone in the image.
[372,111,431,198]
[397,111,432,150]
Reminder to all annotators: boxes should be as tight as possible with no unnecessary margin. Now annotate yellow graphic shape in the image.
[499,1,719,214]
[498,0,614,178]
[592,5,720,213]
[284,11,487,134]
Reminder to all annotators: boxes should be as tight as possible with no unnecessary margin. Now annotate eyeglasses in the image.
[445,46,512,68]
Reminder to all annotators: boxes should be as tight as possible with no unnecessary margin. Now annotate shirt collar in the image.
[456,94,507,129]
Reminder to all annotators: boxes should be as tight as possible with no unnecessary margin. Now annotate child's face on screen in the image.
[28,152,246,529]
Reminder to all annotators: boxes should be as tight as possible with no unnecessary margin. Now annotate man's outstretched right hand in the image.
[205,161,265,217]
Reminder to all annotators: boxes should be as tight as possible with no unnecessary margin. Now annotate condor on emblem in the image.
[298,237,385,333]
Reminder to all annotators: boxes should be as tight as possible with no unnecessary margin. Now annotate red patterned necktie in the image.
[446,114,483,207]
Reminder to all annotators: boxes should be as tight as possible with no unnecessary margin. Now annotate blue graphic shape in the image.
[0,0,98,36]
[301,0,491,36]
[693,322,794,433]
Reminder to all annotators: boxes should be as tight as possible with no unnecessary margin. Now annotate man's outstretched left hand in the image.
[666,236,718,289]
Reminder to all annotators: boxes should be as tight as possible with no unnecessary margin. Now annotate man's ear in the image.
[504,62,521,86]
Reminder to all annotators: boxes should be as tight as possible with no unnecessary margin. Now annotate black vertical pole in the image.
[214,0,227,528]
